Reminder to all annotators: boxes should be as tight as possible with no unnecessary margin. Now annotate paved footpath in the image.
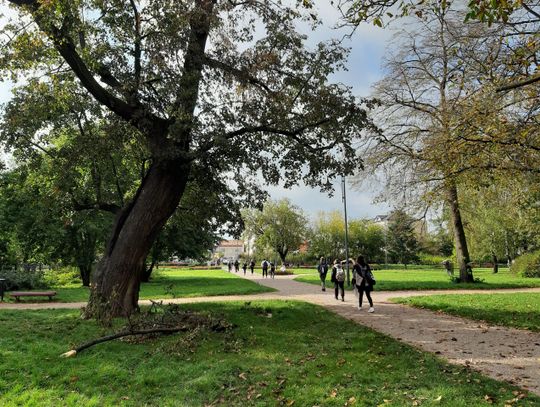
[2,273,540,396]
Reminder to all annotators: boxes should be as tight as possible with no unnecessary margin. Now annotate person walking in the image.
[242,262,247,275]
[317,256,329,292]
[261,259,269,278]
[270,262,276,279]
[249,259,255,274]
[330,259,345,301]
[353,255,375,312]
[280,263,287,274]
[234,259,240,273]
[227,261,232,273]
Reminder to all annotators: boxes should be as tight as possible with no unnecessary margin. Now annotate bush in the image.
[418,253,448,266]
[43,267,81,286]
[511,251,540,278]
[0,266,48,290]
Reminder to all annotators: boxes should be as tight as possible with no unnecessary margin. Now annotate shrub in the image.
[0,266,47,290]
[418,253,448,266]
[511,251,540,278]
[43,267,81,286]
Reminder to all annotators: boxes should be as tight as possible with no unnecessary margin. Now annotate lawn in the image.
[0,301,537,406]
[4,268,274,303]
[393,292,540,331]
[294,267,540,291]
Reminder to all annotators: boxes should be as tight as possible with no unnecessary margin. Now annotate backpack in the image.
[335,267,345,282]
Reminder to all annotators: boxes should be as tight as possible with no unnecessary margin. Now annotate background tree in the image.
[386,210,419,266]
[243,199,307,264]
[2,0,372,318]
[308,210,346,261]
[351,3,511,282]
[348,219,385,262]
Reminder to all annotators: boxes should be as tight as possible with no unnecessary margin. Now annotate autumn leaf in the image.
[346,396,357,405]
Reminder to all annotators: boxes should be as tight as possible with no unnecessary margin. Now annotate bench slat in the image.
[10,291,57,296]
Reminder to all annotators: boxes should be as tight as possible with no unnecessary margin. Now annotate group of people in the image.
[227,259,256,275]
[317,256,375,313]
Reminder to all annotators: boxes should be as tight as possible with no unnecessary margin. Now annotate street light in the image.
[341,176,350,285]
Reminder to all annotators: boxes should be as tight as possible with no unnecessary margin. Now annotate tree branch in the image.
[8,0,169,138]
[497,72,540,92]
[203,57,273,93]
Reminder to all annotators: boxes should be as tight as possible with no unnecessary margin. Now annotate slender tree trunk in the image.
[141,259,157,283]
[445,182,474,283]
[79,264,91,287]
[277,248,288,265]
[492,253,498,274]
[85,159,190,319]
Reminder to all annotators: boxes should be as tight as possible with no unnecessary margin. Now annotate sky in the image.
[0,1,394,222]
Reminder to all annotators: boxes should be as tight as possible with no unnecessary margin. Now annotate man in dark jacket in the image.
[317,256,329,291]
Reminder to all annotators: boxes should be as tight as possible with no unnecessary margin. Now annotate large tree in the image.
[352,4,510,282]
[243,199,307,264]
[1,1,370,317]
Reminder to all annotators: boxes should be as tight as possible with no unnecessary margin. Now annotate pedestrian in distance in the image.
[330,259,345,302]
[270,262,276,279]
[234,259,240,273]
[280,263,287,274]
[242,262,247,275]
[249,259,255,274]
[261,259,269,278]
[317,256,329,291]
[227,261,232,273]
[352,255,375,313]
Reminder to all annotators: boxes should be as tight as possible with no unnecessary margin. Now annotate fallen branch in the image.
[61,326,189,357]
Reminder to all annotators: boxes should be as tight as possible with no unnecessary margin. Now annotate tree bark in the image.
[141,259,157,283]
[492,253,499,274]
[79,264,91,287]
[277,248,288,265]
[445,182,474,282]
[85,159,190,319]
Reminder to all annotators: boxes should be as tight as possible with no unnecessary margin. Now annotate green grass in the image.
[0,301,538,406]
[393,292,540,331]
[5,268,274,303]
[295,267,540,291]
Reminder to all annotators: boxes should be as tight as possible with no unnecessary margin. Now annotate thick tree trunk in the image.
[85,159,189,319]
[445,182,474,283]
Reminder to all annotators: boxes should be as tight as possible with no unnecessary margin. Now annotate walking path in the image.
[2,273,539,396]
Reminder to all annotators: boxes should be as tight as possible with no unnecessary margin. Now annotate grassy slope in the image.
[1,301,538,406]
[393,292,540,331]
[294,267,540,291]
[5,268,274,303]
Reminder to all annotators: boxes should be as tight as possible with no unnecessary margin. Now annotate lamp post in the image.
[341,176,350,285]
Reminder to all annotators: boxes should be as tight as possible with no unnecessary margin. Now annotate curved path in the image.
[1,273,539,396]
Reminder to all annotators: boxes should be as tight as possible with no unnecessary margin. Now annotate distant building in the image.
[214,240,244,260]
[372,214,390,228]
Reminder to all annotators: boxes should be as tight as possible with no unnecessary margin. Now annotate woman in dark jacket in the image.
[353,255,374,313]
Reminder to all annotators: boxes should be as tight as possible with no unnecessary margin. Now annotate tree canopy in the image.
[0,0,372,317]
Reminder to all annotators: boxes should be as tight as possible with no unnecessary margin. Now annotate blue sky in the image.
[0,2,393,222]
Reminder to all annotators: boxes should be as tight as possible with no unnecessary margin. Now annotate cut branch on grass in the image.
[60,326,190,357]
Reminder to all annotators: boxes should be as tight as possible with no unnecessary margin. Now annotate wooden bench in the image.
[10,291,57,302]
